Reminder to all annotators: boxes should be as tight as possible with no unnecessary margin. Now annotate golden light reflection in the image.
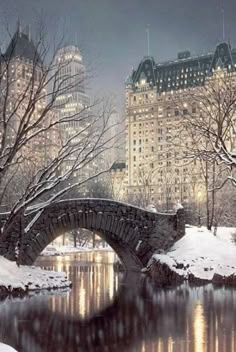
[79,287,86,318]
[168,336,174,352]
[215,319,219,352]
[47,250,119,319]
[141,342,145,352]
[55,255,63,272]
[231,330,235,352]
[157,338,163,351]
[193,302,206,352]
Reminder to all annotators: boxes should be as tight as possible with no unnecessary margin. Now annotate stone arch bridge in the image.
[0,199,185,271]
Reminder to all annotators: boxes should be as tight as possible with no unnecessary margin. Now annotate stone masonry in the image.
[0,199,185,271]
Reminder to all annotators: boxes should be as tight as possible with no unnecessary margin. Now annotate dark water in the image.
[0,251,236,352]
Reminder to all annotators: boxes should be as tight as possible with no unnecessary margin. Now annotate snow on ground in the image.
[215,226,236,243]
[40,244,113,256]
[40,244,90,256]
[0,343,18,351]
[0,256,71,292]
[152,226,236,281]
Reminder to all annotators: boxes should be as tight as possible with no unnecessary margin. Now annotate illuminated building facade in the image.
[125,42,236,209]
[53,45,90,180]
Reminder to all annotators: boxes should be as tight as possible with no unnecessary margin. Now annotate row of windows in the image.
[132,122,154,127]
[133,129,154,135]
[133,93,154,101]
[157,73,205,84]
[132,145,155,152]
[129,107,197,119]
[133,139,152,145]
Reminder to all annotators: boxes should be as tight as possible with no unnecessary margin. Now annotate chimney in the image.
[26,25,31,41]
[17,19,22,37]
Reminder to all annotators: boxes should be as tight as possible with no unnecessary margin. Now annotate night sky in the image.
[0,0,236,113]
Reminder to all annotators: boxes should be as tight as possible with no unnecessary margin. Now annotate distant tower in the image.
[222,8,225,41]
[54,45,89,107]
[53,46,90,179]
[146,25,150,56]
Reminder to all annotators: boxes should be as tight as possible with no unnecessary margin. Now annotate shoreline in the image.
[0,256,72,298]
[145,258,236,287]
[0,249,113,300]
[144,226,236,287]
[0,284,71,301]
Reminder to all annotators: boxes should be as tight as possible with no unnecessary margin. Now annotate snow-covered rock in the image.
[174,201,184,211]
[0,256,71,294]
[0,343,18,352]
[150,226,236,285]
[146,204,157,213]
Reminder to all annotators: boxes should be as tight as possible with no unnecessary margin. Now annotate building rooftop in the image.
[111,161,126,171]
[127,42,236,93]
[3,27,42,64]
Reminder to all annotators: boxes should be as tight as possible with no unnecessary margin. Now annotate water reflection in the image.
[37,251,119,318]
[193,303,206,352]
[0,252,236,352]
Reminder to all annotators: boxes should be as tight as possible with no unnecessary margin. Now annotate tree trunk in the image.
[73,231,77,248]
[92,232,95,248]
[209,162,216,231]
[205,161,211,231]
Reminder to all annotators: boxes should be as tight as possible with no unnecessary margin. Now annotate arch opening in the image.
[23,222,143,271]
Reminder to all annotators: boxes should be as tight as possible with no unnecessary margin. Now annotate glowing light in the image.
[193,302,206,352]
[79,287,86,318]
[168,336,174,352]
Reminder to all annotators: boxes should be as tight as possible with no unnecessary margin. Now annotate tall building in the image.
[54,45,89,109]
[0,22,61,207]
[125,42,236,209]
[53,45,90,181]
[0,22,59,173]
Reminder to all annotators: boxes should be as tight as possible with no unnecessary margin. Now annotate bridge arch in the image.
[0,199,185,271]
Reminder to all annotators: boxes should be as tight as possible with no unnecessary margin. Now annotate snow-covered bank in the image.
[0,256,71,296]
[149,226,236,285]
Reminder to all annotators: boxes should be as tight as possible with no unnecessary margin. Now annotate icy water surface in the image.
[0,251,236,352]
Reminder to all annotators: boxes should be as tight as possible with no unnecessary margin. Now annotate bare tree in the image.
[178,69,236,187]
[0,22,119,252]
[169,69,236,229]
[135,167,155,208]
[126,163,173,210]
[212,183,236,234]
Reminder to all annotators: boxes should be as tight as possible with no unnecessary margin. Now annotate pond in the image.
[0,250,235,352]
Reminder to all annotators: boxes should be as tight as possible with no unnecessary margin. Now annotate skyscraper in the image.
[53,45,90,181]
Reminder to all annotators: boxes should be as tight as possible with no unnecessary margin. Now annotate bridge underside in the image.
[25,228,144,271]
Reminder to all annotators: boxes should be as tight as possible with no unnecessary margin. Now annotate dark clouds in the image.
[0,0,236,112]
